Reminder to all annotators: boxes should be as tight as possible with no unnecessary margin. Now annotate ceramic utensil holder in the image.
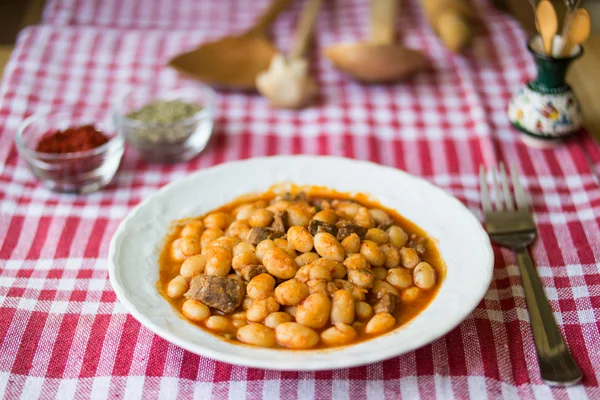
[508,36,583,142]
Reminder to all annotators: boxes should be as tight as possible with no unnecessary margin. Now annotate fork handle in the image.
[516,248,582,386]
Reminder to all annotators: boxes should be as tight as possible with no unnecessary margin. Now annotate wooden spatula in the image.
[536,0,558,55]
[560,8,590,56]
[168,0,291,90]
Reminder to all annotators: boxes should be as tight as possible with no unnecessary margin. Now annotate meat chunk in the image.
[408,234,428,255]
[247,227,283,245]
[336,223,368,241]
[185,275,244,313]
[237,264,268,281]
[271,211,287,235]
[308,220,338,237]
[373,292,398,314]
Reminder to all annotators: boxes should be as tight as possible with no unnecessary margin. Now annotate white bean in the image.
[341,233,361,254]
[181,220,204,238]
[233,241,255,257]
[262,247,298,279]
[287,226,314,253]
[180,254,206,278]
[205,316,230,332]
[380,244,400,269]
[167,275,188,299]
[204,212,233,230]
[247,297,280,322]
[365,312,396,335]
[400,247,420,269]
[401,287,421,303]
[355,301,373,320]
[371,279,399,298]
[264,312,294,328]
[182,299,210,322]
[365,228,388,245]
[413,262,437,289]
[236,323,276,347]
[275,322,320,349]
[295,252,320,267]
[347,268,375,289]
[387,225,408,248]
[386,268,414,289]
[296,292,331,329]
[312,209,338,224]
[372,267,388,281]
[360,240,385,267]
[246,274,276,300]
[313,232,345,262]
[204,246,232,277]
[343,253,368,270]
[320,323,357,346]
[275,279,309,306]
[248,209,274,228]
[330,290,355,324]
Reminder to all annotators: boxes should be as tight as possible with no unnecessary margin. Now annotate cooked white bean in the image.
[365,312,396,335]
[267,200,292,213]
[306,279,328,294]
[262,247,298,279]
[181,220,204,238]
[275,278,310,306]
[295,252,320,267]
[400,247,420,269]
[205,316,230,332]
[354,207,375,228]
[167,275,188,299]
[182,299,210,322]
[343,253,368,270]
[246,274,276,300]
[371,279,399,298]
[386,268,414,289]
[264,312,294,328]
[170,238,186,262]
[355,301,373,320]
[347,269,375,289]
[242,296,254,310]
[200,228,224,249]
[255,239,276,261]
[283,305,298,318]
[232,320,247,328]
[226,220,252,240]
[296,292,331,329]
[368,209,391,226]
[401,287,421,303]
[286,204,313,227]
[232,251,260,272]
[365,228,388,245]
[360,240,385,267]
[273,238,297,258]
[204,212,233,230]
[233,241,255,257]
[333,200,360,217]
[341,233,361,254]
[236,323,276,347]
[247,297,280,322]
[275,322,319,349]
[180,235,201,257]
[234,203,257,220]
[372,267,388,281]
[330,290,355,324]
[204,246,232,277]
[287,226,314,253]
[248,209,274,228]
[180,254,206,278]
[312,209,338,224]
[207,235,241,252]
[413,262,437,289]
[387,225,408,248]
[380,244,400,269]
[231,310,247,320]
[295,263,332,282]
[314,232,345,262]
[320,323,357,346]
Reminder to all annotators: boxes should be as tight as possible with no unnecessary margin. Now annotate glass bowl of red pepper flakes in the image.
[15,109,125,194]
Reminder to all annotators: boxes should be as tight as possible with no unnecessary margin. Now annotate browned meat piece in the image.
[185,275,245,313]
[408,234,427,255]
[310,198,332,211]
[271,211,287,235]
[336,223,368,241]
[373,293,398,314]
[308,220,338,237]
[237,264,268,281]
[247,227,283,245]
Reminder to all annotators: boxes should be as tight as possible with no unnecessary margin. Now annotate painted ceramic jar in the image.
[508,36,583,141]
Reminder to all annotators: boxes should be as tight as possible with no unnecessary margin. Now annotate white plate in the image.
[108,156,493,370]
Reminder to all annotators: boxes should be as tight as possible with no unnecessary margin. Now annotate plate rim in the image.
[108,155,494,370]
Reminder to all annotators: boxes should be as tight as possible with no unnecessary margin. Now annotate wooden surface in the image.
[0,0,598,139]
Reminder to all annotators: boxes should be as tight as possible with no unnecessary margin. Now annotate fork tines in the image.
[480,162,529,214]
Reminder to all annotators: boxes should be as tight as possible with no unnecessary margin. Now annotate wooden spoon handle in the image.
[371,0,398,45]
[290,0,323,59]
[245,0,292,37]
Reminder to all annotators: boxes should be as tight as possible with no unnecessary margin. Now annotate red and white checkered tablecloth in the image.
[2,0,600,398]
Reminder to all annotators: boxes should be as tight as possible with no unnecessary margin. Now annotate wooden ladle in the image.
[536,0,558,55]
[324,0,429,83]
[168,0,291,90]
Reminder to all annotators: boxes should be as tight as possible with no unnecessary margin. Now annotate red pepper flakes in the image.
[36,125,109,154]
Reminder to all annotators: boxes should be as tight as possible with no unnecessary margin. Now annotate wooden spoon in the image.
[324,0,429,83]
[560,8,591,57]
[536,0,558,55]
[256,0,322,108]
[168,0,291,90]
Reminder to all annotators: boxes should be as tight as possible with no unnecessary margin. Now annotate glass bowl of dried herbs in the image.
[113,84,216,163]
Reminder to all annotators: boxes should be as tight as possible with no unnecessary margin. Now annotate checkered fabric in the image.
[1,0,600,398]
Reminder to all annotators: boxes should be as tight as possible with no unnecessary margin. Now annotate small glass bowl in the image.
[113,85,216,163]
[15,109,125,194]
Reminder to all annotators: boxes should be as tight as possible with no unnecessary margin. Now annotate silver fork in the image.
[480,163,582,386]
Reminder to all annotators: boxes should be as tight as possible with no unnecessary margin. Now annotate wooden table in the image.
[0,0,598,140]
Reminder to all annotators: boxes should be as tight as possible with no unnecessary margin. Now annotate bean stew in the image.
[158,185,445,350]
